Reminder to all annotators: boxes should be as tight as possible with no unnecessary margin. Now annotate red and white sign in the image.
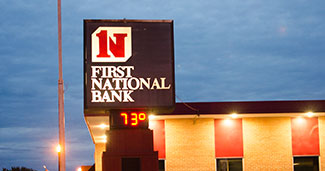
[84,20,175,114]
[91,27,132,63]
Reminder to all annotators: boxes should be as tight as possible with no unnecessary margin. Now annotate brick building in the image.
[84,100,325,171]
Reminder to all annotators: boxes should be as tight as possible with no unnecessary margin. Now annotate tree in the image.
[2,167,37,171]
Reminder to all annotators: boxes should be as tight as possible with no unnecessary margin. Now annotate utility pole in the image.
[57,0,65,170]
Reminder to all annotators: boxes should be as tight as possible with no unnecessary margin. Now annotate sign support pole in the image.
[57,0,65,171]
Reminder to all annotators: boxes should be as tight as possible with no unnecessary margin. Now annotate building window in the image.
[216,158,242,171]
[294,156,319,171]
[158,160,165,171]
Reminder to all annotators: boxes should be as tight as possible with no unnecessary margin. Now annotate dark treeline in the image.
[2,167,37,171]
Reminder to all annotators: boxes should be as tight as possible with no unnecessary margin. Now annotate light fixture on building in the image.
[149,115,156,120]
[98,124,109,129]
[96,135,108,143]
[98,139,107,143]
[306,112,314,118]
[101,135,107,139]
[231,113,238,119]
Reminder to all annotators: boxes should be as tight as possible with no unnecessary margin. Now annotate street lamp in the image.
[56,144,61,153]
[56,144,61,171]
[57,0,66,170]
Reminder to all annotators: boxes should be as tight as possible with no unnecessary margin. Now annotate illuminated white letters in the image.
[90,65,171,103]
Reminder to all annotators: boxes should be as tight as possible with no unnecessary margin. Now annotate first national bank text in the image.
[90,66,171,103]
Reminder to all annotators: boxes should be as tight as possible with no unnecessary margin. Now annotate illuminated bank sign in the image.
[84,20,175,114]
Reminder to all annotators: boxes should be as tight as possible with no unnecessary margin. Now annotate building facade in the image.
[84,100,325,171]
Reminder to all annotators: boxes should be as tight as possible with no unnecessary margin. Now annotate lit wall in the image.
[318,116,325,171]
[94,143,105,171]
[243,117,293,171]
[165,119,216,171]
[93,116,324,171]
[161,116,321,171]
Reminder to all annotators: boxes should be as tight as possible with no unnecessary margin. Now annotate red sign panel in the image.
[214,119,243,157]
[291,117,320,156]
[149,120,166,159]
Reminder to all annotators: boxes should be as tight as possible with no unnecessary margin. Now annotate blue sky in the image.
[1,0,325,170]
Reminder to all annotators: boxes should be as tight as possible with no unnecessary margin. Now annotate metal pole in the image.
[57,0,65,170]
[58,151,61,171]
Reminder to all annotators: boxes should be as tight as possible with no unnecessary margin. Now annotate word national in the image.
[91,66,171,103]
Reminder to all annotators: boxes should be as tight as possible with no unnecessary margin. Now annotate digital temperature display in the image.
[120,112,146,126]
[110,111,148,129]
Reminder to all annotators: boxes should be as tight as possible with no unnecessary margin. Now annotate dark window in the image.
[294,156,319,171]
[159,160,165,171]
[217,158,242,171]
[121,158,140,171]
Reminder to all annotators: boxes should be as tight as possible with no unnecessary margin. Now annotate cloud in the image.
[1,0,325,170]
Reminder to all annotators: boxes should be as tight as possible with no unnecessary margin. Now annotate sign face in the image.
[84,20,175,114]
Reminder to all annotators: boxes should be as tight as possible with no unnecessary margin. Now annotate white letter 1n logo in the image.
[91,27,132,63]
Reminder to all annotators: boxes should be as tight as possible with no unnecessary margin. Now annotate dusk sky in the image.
[1,0,325,170]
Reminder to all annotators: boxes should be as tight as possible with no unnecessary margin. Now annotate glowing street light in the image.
[56,144,62,171]
[56,144,61,153]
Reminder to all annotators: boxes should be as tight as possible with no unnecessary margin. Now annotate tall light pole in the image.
[57,0,65,170]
